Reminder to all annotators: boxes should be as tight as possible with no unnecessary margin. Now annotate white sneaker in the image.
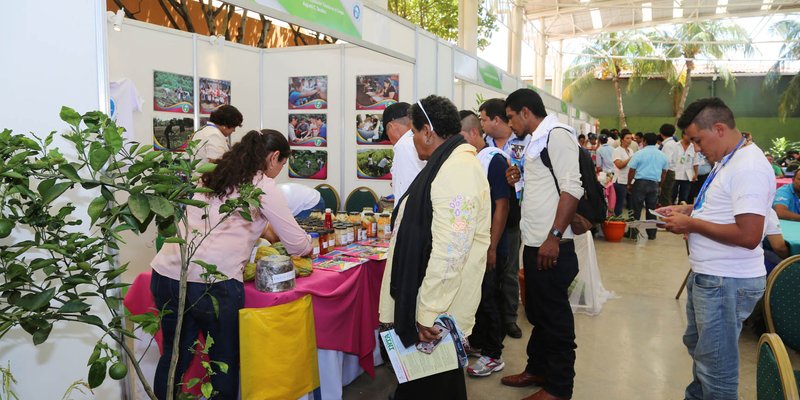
[467,356,505,377]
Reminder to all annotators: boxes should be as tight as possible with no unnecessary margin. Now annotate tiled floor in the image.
[342,232,800,400]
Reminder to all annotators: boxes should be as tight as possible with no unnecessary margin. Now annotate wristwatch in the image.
[550,227,563,239]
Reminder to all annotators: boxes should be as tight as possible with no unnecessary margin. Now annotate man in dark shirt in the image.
[459,110,511,377]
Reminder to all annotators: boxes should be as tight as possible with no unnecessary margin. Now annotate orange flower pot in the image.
[602,221,627,242]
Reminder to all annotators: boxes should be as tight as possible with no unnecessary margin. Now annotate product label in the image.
[313,247,320,255]
[271,270,295,283]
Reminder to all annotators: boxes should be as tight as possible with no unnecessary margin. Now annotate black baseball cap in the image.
[382,102,411,131]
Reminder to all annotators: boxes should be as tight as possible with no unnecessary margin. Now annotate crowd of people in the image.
[147,93,789,400]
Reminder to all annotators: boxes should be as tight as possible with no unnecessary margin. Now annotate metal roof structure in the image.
[516,0,800,39]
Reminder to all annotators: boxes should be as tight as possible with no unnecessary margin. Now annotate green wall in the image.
[562,75,800,149]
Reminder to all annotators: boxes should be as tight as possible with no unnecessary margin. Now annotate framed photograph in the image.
[357,149,393,180]
[154,70,194,113]
[288,114,327,147]
[289,76,328,110]
[356,113,389,145]
[289,149,328,180]
[153,115,194,151]
[356,74,398,110]
[199,77,231,114]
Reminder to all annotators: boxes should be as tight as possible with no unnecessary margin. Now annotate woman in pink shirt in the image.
[149,129,312,399]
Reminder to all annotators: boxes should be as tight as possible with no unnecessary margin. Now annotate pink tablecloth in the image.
[124,259,386,379]
[777,177,792,188]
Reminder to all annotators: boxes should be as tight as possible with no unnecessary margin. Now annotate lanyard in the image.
[693,136,746,211]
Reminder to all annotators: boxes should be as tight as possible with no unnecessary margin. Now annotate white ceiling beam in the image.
[522,0,799,19]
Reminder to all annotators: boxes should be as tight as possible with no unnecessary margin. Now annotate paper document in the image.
[379,328,459,383]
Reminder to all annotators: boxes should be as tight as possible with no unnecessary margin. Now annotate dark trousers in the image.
[469,253,507,359]
[523,242,579,399]
[631,179,659,239]
[151,270,244,400]
[673,179,692,204]
[690,174,709,203]
[613,183,630,216]
[501,227,522,325]
[394,367,467,400]
[658,170,676,206]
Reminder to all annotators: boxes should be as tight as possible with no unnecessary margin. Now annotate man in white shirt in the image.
[659,98,775,400]
[672,131,700,204]
[382,102,426,200]
[500,89,583,400]
[611,130,635,216]
[658,123,679,206]
[277,183,323,218]
[193,105,243,164]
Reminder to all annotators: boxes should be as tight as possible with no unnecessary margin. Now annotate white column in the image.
[552,40,564,97]
[508,3,524,76]
[535,17,547,89]
[458,0,479,55]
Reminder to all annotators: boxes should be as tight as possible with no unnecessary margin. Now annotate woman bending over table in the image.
[149,129,312,399]
[379,95,491,399]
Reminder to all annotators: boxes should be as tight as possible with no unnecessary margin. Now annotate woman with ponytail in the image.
[149,129,312,400]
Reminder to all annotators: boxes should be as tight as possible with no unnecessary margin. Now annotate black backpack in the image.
[540,127,608,224]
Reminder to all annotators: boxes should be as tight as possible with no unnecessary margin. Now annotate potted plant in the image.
[602,211,631,242]
[0,108,260,399]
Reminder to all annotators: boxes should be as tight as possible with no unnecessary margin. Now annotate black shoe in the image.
[506,322,523,339]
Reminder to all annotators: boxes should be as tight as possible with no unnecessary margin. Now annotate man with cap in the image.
[383,102,426,200]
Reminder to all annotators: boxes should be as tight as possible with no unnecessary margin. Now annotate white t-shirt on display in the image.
[688,144,776,278]
[109,78,142,142]
[391,130,426,200]
[611,145,634,184]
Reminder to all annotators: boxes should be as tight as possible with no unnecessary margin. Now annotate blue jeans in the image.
[613,183,629,216]
[683,272,765,400]
[150,270,244,400]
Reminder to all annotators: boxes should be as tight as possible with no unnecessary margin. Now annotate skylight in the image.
[642,2,652,22]
[590,8,603,30]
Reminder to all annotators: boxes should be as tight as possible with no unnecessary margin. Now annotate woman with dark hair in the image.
[378,95,491,399]
[149,129,312,400]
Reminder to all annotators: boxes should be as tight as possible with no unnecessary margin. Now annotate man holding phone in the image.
[657,98,774,400]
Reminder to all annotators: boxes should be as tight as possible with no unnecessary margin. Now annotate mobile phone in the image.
[649,209,667,219]
[415,322,450,354]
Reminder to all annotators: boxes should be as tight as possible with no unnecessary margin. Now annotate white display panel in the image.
[453,50,478,81]
[343,45,414,201]
[262,45,343,195]
[455,81,506,111]
[436,40,455,99]
[0,1,122,399]
[361,6,415,59]
[415,30,438,100]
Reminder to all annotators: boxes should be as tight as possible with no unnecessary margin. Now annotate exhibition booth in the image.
[1,2,597,399]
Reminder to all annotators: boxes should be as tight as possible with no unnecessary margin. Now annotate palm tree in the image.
[562,32,666,129]
[764,19,800,120]
[655,21,753,119]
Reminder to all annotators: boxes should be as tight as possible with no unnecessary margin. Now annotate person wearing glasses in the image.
[193,105,243,164]
[378,95,490,399]
[658,98,775,400]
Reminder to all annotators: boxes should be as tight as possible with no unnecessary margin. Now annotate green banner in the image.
[477,60,503,90]
[560,101,568,114]
[257,0,363,39]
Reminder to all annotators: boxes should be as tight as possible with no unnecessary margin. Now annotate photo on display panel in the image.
[356,74,399,110]
[289,149,327,180]
[153,115,194,151]
[288,113,327,147]
[357,148,393,180]
[199,77,231,114]
[288,76,328,110]
[355,113,389,145]
[153,70,194,113]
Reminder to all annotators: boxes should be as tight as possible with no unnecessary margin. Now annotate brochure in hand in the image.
[379,314,468,383]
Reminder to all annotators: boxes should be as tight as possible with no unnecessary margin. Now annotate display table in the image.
[777,177,792,188]
[124,259,386,400]
[780,219,800,256]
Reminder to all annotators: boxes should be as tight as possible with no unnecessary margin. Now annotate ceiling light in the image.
[673,0,683,18]
[590,9,602,30]
[580,0,591,3]
[107,8,125,32]
[642,2,652,22]
[716,0,727,14]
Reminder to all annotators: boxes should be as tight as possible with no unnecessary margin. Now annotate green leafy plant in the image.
[0,108,261,399]
[606,209,634,222]
[0,362,19,400]
[768,137,800,158]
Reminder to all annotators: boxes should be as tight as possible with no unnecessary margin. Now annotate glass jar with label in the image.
[348,211,361,225]
[309,232,321,257]
[343,223,354,244]
[318,230,329,255]
[362,212,377,238]
[334,224,347,247]
[326,229,335,249]
[377,213,391,240]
